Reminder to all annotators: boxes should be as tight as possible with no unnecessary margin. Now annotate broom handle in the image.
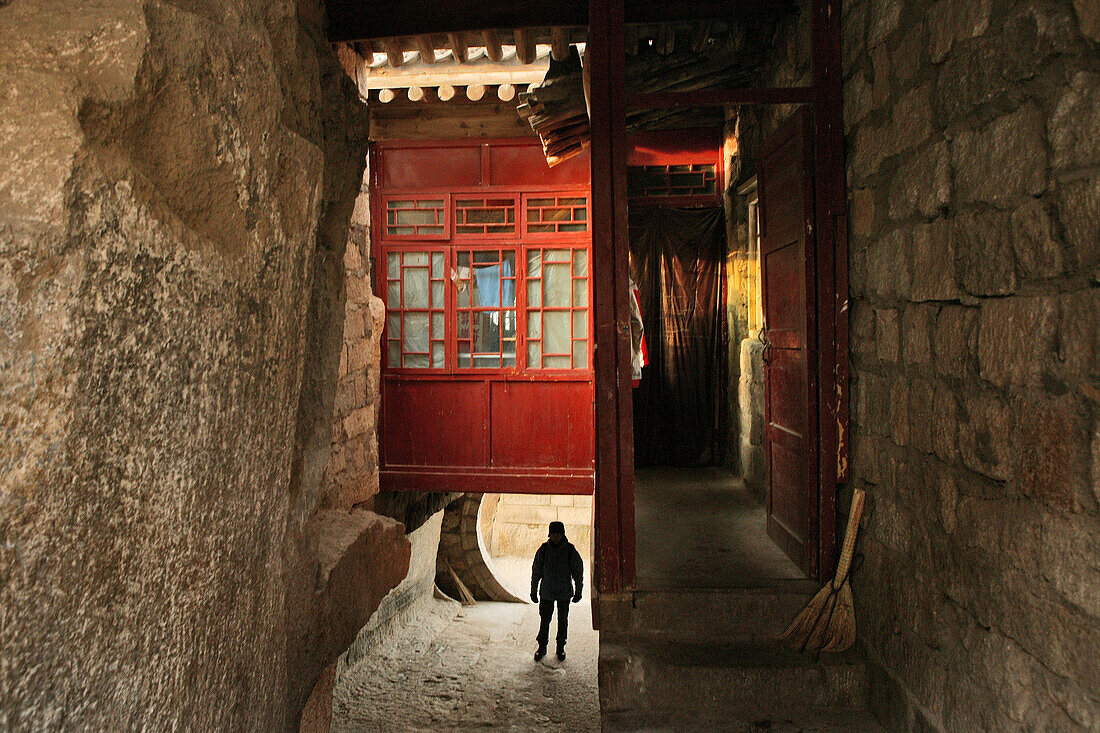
[832,489,865,587]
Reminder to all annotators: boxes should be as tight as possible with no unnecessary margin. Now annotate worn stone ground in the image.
[332,561,599,732]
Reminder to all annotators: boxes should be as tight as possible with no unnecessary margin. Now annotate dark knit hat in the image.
[548,521,565,535]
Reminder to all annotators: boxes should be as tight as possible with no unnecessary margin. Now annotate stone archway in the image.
[436,494,526,603]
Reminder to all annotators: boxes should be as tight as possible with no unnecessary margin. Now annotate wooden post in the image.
[588,0,635,597]
[811,0,847,581]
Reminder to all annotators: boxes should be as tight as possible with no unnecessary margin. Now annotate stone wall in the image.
[0,1,409,729]
[482,493,593,561]
[737,338,767,501]
[321,159,385,511]
[840,0,1100,729]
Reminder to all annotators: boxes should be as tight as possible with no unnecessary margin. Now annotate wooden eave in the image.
[325,0,798,42]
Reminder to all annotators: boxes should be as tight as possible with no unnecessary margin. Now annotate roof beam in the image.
[353,40,374,59]
[514,28,536,64]
[448,32,468,63]
[550,27,569,61]
[482,29,503,61]
[325,0,796,42]
[381,37,405,68]
[415,35,437,63]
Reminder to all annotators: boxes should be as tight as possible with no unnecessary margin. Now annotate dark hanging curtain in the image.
[631,206,726,467]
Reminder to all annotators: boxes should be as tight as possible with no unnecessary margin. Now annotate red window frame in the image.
[523,193,590,236]
[523,244,591,372]
[376,197,593,378]
[381,193,451,240]
[453,195,520,239]
[381,246,448,371]
[452,244,520,371]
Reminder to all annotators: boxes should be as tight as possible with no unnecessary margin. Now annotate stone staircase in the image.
[598,582,883,731]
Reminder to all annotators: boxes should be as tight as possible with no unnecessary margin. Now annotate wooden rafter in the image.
[514,27,536,64]
[690,21,713,53]
[550,27,569,61]
[482,29,503,61]
[354,40,374,59]
[655,24,675,55]
[382,37,405,67]
[325,0,797,42]
[415,35,437,63]
[448,32,468,63]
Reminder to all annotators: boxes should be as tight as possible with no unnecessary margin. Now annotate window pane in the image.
[405,354,429,369]
[572,249,588,277]
[527,280,541,308]
[431,281,444,307]
[527,313,541,339]
[545,263,571,307]
[432,252,444,278]
[572,278,587,308]
[403,266,429,308]
[387,341,400,368]
[457,343,472,367]
[386,280,400,305]
[387,253,400,279]
[572,310,587,339]
[545,249,571,263]
[432,313,445,339]
[403,313,429,355]
[527,342,541,367]
[432,342,445,368]
[387,313,400,337]
[473,312,501,352]
[457,278,472,307]
[544,355,571,369]
[572,340,587,369]
[544,311,570,354]
[527,250,543,278]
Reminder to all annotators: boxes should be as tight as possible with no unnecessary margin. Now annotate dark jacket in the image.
[531,538,584,600]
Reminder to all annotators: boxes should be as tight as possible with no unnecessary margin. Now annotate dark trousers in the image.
[536,597,569,649]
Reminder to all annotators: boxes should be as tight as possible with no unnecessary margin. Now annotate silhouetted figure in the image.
[531,520,584,662]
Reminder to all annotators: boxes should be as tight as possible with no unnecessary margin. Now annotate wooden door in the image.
[758,109,819,577]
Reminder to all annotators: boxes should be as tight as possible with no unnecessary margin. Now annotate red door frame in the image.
[588,0,849,597]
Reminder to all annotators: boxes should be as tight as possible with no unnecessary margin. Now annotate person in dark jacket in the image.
[531,520,584,661]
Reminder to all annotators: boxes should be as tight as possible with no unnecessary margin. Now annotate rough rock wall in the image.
[841,0,1100,729]
[0,1,406,729]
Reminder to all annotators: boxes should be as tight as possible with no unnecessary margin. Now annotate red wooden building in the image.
[374,133,724,498]
[374,139,597,496]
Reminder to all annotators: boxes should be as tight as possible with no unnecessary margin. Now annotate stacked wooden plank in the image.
[517,47,589,166]
[518,19,782,166]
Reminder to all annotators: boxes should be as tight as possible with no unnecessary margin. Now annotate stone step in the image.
[603,582,822,644]
[599,638,871,726]
[603,706,884,732]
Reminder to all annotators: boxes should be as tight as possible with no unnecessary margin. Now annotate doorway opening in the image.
[624,115,812,590]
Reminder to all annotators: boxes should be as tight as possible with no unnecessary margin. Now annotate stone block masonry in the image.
[0,1,408,730]
[482,493,594,561]
[840,0,1100,729]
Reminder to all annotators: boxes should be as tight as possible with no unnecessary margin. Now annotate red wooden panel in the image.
[381,467,594,495]
[763,242,804,350]
[625,129,722,166]
[382,380,489,466]
[489,144,591,187]
[490,381,595,469]
[381,146,482,189]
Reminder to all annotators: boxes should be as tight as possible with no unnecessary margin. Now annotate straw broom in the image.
[777,488,866,654]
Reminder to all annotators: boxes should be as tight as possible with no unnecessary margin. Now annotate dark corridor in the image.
[630,206,727,468]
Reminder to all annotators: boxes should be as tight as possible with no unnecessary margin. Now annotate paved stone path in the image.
[332,588,599,731]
